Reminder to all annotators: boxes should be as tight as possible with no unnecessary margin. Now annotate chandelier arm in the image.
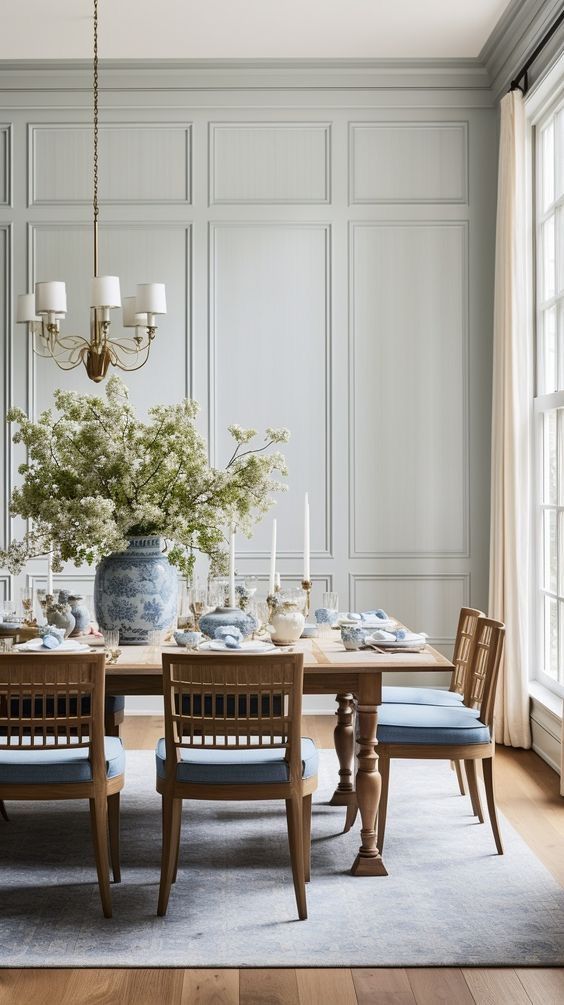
[109,342,153,373]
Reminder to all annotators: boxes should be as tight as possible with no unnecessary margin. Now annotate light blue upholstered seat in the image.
[0,736,125,785]
[377,704,490,745]
[155,737,318,785]
[382,685,464,707]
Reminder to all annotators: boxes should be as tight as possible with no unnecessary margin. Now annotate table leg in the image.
[351,676,387,877]
[329,693,356,810]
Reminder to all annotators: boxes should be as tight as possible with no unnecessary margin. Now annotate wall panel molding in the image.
[348,219,470,560]
[349,573,470,644]
[209,122,331,205]
[28,122,192,206]
[0,224,11,552]
[208,220,332,560]
[349,121,468,204]
[0,126,12,207]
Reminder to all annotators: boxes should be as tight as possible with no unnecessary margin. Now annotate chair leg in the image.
[107,793,121,884]
[482,757,504,855]
[285,795,307,920]
[157,795,182,917]
[89,795,112,919]
[376,754,390,855]
[464,759,484,823]
[302,793,312,883]
[343,795,358,834]
[0,801,9,822]
[452,759,466,796]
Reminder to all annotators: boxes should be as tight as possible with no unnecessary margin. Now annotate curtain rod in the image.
[510,6,564,93]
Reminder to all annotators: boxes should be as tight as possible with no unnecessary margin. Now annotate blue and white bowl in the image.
[314,607,339,626]
[341,626,367,650]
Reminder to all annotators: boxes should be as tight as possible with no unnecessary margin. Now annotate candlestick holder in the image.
[301,579,312,620]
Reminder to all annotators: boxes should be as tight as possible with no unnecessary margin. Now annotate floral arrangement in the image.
[0,377,289,578]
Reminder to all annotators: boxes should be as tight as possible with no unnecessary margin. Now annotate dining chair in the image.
[0,653,125,917]
[343,606,483,832]
[374,617,505,855]
[156,652,317,920]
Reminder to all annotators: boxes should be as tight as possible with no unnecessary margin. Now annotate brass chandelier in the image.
[16,0,166,382]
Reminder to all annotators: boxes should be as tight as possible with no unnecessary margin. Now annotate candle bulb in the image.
[47,552,53,596]
[269,518,277,595]
[229,530,236,609]
[304,491,310,582]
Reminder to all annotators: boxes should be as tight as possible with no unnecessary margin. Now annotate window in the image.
[534,94,564,696]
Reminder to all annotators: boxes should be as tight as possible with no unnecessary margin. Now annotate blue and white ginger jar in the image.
[94,536,178,645]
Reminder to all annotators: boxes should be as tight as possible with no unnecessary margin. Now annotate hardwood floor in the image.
[1,714,562,1005]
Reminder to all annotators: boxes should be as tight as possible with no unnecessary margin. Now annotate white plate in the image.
[15,639,92,653]
[334,619,396,631]
[200,640,276,654]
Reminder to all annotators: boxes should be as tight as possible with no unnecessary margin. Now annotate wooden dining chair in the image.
[375,617,505,855]
[0,653,125,917]
[156,652,317,920]
[343,606,483,832]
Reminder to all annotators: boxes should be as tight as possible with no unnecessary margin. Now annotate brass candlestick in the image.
[301,579,312,620]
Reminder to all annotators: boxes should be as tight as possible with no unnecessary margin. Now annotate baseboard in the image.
[529,683,562,776]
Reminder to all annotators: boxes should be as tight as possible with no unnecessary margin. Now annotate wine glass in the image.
[189,581,208,629]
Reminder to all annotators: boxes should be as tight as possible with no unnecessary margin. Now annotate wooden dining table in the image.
[104,630,454,878]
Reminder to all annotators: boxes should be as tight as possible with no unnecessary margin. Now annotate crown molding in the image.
[0,57,492,96]
[480,0,564,103]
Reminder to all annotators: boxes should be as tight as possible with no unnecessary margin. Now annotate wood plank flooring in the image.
[1,714,562,1005]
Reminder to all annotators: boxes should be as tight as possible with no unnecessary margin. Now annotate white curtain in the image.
[489,90,532,749]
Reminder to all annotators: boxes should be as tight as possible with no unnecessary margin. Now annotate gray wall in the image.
[0,61,498,707]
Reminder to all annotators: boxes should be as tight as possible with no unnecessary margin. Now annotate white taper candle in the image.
[47,552,53,595]
[304,491,310,581]
[269,518,277,595]
[229,530,236,609]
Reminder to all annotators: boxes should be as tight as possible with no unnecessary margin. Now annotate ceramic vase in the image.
[199,606,256,640]
[68,594,91,637]
[94,536,178,645]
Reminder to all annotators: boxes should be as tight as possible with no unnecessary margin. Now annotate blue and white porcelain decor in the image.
[341,626,367,650]
[68,594,91,636]
[94,536,178,645]
[199,607,256,640]
[314,607,339,626]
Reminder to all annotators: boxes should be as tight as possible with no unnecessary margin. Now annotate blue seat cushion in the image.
[156,737,318,785]
[382,686,464,707]
[376,703,490,746]
[9,694,125,716]
[0,736,125,785]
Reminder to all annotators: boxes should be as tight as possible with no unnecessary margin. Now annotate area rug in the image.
[1,749,563,967]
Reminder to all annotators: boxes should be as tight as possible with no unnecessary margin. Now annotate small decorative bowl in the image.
[341,626,367,651]
[314,607,339,626]
[174,630,203,649]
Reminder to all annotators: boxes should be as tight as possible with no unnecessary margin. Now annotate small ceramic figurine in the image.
[45,591,76,638]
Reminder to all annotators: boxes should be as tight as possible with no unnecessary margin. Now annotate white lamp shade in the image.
[35,281,67,315]
[136,283,166,315]
[16,293,40,323]
[91,275,121,309]
[122,296,148,328]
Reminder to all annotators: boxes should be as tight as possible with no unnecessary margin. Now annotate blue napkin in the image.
[215,626,243,649]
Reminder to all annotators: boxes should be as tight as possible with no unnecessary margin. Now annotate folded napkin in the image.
[361,609,389,622]
[38,625,66,649]
[214,626,243,649]
[370,629,427,645]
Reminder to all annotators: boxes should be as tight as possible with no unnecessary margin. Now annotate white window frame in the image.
[528,55,564,700]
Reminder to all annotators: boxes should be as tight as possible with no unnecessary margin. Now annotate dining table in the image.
[103,628,454,878]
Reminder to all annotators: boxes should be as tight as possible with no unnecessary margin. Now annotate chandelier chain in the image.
[93,0,99,273]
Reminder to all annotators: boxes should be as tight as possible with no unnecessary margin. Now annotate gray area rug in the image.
[1,749,563,967]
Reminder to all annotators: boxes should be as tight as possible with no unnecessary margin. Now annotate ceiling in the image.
[0,0,512,60]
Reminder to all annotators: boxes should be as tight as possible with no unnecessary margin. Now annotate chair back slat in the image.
[0,654,107,778]
[449,607,483,694]
[162,653,304,783]
[463,618,505,727]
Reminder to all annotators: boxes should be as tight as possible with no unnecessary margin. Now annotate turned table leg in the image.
[351,675,387,877]
[329,692,356,809]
